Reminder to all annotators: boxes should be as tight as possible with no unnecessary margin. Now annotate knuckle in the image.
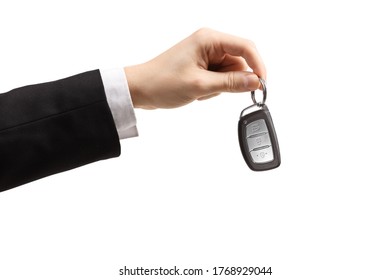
[247,39,256,48]
[193,27,214,41]
[190,75,207,93]
[194,27,211,35]
[225,72,236,92]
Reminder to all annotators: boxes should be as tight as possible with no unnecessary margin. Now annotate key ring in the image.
[251,78,267,107]
[240,78,267,118]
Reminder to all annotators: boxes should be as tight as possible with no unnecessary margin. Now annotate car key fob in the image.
[238,79,281,171]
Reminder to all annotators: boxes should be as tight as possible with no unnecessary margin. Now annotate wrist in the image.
[124,65,155,110]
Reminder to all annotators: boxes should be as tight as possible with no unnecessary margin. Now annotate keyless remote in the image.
[238,79,281,171]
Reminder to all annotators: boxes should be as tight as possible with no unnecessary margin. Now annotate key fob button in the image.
[246,119,267,137]
[247,132,272,151]
[239,104,281,171]
[250,146,274,163]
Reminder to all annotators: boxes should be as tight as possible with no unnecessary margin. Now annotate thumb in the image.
[205,71,260,93]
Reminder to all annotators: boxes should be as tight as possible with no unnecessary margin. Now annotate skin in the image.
[124,28,266,110]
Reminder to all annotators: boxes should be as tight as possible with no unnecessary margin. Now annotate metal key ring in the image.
[251,78,267,107]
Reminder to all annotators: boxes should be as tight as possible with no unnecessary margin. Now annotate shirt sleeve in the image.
[99,68,138,139]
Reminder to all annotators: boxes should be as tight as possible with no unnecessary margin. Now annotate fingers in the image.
[195,28,267,80]
[208,55,248,72]
[199,70,260,95]
[217,33,266,80]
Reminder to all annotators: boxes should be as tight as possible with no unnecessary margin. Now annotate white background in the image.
[1,1,389,279]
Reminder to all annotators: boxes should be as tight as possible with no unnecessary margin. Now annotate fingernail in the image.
[245,74,261,91]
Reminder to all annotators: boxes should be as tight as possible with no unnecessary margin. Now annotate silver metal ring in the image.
[251,78,267,106]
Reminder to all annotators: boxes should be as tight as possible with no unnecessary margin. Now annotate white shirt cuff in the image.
[99,68,138,139]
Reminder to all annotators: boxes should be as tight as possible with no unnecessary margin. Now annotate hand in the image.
[124,28,266,109]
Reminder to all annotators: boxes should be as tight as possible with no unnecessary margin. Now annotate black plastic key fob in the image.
[238,104,281,171]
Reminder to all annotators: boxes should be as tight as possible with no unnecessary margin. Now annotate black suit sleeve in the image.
[0,70,121,192]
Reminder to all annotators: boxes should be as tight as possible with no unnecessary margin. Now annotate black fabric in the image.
[0,70,121,192]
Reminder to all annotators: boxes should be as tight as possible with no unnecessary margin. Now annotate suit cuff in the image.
[99,68,138,139]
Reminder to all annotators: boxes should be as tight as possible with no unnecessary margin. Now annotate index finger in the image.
[209,30,267,80]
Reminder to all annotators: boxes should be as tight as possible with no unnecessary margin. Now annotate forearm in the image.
[0,70,120,192]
